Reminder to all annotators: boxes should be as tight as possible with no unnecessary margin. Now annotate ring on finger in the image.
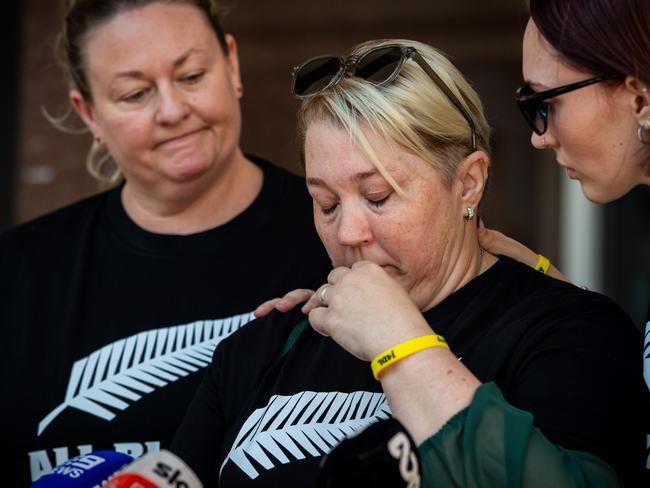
[319,285,329,306]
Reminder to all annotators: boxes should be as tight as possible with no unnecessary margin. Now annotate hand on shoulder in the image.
[478,219,570,283]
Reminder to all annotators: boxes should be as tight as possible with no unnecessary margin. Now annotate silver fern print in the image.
[643,321,650,388]
[37,312,255,436]
[643,320,650,469]
[222,390,391,479]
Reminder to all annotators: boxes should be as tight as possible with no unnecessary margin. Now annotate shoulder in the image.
[0,190,112,245]
[0,189,113,256]
[493,256,625,313]
[250,156,311,205]
[205,307,308,410]
[485,256,639,348]
[212,307,307,371]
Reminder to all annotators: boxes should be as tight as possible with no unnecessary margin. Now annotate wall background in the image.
[8,0,650,324]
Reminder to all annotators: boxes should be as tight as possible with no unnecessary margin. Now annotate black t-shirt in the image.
[172,257,646,487]
[0,158,332,486]
[646,298,650,476]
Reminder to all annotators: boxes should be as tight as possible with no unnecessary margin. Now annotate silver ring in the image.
[319,286,329,306]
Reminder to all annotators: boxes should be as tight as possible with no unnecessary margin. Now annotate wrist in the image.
[371,334,449,380]
[380,347,480,443]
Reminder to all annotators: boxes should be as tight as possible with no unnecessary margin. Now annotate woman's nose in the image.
[530,130,557,150]
[336,204,373,248]
[156,86,190,125]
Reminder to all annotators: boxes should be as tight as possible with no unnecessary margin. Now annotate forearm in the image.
[380,346,481,444]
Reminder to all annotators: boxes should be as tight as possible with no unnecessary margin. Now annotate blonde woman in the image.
[173,39,646,486]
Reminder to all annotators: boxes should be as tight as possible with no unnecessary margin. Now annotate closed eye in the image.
[320,203,339,215]
[121,88,149,103]
[368,195,390,208]
[182,71,205,84]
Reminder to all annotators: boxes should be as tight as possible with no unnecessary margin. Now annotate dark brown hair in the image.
[529,0,650,84]
[57,0,228,101]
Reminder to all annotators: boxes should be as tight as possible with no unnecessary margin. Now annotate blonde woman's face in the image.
[305,120,468,311]
[72,2,243,194]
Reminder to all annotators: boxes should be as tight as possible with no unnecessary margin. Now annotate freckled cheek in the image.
[314,221,343,261]
[376,220,415,259]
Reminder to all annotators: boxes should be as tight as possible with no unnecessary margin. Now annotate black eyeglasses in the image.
[291,44,477,151]
[516,75,616,135]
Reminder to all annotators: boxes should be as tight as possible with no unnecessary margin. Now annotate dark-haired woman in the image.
[0,1,330,485]
[477,0,650,482]
[481,0,649,252]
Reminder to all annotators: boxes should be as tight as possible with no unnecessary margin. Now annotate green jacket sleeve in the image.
[417,382,621,487]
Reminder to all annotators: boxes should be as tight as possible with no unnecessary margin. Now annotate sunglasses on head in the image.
[516,75,617,135]
[291,44,477,151]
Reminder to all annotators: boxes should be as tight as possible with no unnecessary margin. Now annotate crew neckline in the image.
[103,156,283,256]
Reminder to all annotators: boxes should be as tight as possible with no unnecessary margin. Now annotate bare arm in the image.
[478,220,569,282]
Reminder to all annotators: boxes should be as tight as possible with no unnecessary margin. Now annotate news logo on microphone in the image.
[105,450,202,488]
[30,451,133,487]
[31,450,202,488]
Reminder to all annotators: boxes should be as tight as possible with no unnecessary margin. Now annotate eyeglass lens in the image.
[294,57,342,97]
[356,47,403,85]
[518,86,548,135]
[524,101,548,135]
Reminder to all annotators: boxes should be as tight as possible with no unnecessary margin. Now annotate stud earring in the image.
[465,207,475,220]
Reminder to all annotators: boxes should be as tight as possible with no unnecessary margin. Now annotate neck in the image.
[641,161,650,188]
[121,151,263,235]
[418,230,496,313]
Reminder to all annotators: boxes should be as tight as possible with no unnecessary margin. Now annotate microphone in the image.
[316,418,421,488]
[30,451,134,487]
[104,450,203,488]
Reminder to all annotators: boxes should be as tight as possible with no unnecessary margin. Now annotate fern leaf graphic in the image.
[643,321,650,390]
[221,390,391,479]
[37,312,255,436]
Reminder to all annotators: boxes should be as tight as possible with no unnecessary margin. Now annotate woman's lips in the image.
[156,128,205,149]
[558,160,578,180]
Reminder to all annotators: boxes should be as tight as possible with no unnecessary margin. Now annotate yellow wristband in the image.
[371,334,449,380]
[534,254,550,274]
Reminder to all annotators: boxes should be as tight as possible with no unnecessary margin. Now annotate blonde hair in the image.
[297,39,492,191]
